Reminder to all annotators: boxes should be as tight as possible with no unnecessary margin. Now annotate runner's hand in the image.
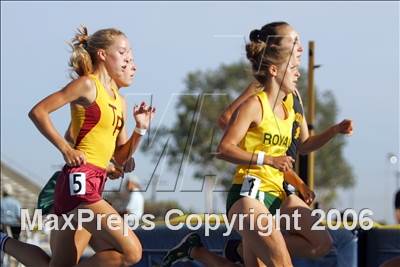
[270,156,295,172]
[298,183,316,205]
[123,157,135,173]
[106,163,123,179]
[134,102,156,129]
[335,119,353,135]
[62,147,86,167]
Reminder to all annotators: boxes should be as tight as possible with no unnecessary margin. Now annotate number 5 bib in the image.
[69,172,86,195]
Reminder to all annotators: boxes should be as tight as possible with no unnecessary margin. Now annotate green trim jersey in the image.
[232,91,295,200]
[286,92,304,160]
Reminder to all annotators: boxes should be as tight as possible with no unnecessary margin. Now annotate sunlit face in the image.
[278,25,303,66]
[271,25,302,94]
[275,57,300,94]
[102,35,133,86]
[114,49,137,88]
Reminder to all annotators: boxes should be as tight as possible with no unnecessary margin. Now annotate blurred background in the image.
[1,1,399,225]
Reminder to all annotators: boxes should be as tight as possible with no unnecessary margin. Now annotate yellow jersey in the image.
[232,91,295,200]
[70,74,124,169]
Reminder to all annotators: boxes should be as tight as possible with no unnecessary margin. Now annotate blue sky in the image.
[1,1,399,223]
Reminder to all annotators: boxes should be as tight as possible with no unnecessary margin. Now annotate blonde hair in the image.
[69,26,125,78]
[246,22,294,85]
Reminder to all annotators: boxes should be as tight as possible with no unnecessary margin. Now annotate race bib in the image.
[69,172,86,196]
[240,175,260,198]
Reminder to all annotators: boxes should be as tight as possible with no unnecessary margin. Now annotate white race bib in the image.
[240,175,260,198]
[69,172,86,196]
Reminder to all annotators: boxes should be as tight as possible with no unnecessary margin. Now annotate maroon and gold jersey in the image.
[70,74,124,168]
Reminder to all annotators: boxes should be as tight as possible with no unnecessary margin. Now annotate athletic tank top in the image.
[70,74,124,168]
[286,92,304,160]
[232,91,295,200]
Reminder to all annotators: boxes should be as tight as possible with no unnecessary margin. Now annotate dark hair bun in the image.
[249,29,261,42]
